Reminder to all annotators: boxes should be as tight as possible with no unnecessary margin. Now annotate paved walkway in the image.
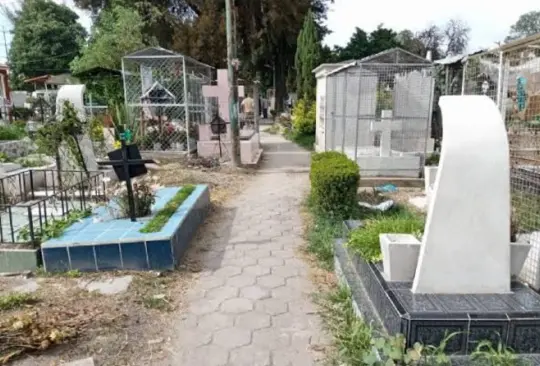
[168,133,325,365]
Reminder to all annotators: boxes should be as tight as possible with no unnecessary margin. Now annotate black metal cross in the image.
[98,135,155,222]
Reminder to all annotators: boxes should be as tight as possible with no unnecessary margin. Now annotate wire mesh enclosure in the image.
[122,47,213,153]
[437,35,540,290]
[316,48,435,177]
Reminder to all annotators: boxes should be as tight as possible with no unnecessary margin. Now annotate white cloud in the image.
[324,0,540,52]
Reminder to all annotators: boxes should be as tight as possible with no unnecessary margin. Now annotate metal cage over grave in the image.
[122,47,213,153]
[436,34,540,291]
[315,48,435,177]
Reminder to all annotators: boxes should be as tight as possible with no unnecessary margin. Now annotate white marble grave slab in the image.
[412,96,512,294]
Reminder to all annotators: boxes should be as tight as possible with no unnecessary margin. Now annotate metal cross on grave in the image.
[370,110,403,157]
[98,130,155,222]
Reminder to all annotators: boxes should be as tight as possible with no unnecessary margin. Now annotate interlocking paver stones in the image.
[254,297,288,316]
[205,286,239,302]
[221,298,254,314]
[213,266,242,278]
[227,274,257,288]
[180,344,229,366]
[197,312,235,331]
[257,274,286,289]
[168,134,323,366]
[213,327,252,349]
[240,285,271,301]
[252,328,291,350]
[235,311,271,330]
[258,257,285,267]
[228,345,272,366]
[243,264,271,277]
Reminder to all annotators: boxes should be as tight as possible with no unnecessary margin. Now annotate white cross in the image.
[370,110,402,157]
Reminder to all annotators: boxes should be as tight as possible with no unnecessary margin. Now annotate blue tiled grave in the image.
[338,222,540,356]
[41,185,210,272]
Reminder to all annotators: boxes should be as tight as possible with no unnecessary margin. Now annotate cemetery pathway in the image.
[166,133,326,365]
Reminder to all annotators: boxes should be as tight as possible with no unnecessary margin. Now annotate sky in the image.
[0,0,538,63]
[324,0,540,52]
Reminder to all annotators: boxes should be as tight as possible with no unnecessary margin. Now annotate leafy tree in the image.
[444,19,469,56]
[295,10,321,102]
[71,5,147,74]
[339,27,370,60]
[6,0,86,85]
[397,29,426,57]
[506,11,540,42]
[368,25,399,55]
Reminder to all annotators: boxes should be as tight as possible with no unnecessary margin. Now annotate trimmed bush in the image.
[310,151,360,218]
[347,213,424,263]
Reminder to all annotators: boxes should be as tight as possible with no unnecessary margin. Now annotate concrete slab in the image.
[78,276,133,295]
[63,358,95,366]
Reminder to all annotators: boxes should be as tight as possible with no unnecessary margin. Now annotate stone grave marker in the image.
[412,95,513,294]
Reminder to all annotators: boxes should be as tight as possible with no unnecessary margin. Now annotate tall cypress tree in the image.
[295,10,321,103]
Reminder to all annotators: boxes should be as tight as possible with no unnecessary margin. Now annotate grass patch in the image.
[35,267,82,278]
[17,209,92,246]
[284,130,315,151]
[316,286,373,365]
[140,185,196,233]
[347,210,424,263]
[142,295,172,311]
[0,124,26,141]
[0,293,37,311]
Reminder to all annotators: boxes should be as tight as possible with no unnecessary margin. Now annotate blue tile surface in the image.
[68,246,97,271]
[41,185,210,272]
[147,240,174,269]
[121,242,149,270]
[42,247,70,272]
[95,244,122,270]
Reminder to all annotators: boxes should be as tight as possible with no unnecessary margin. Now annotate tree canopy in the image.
[70,5,148,74]
[295,10,321,102]
[506,11,540,42]
[321,19,470,64]
[6,0,86,85]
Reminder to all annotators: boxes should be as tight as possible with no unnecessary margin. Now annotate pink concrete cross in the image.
[203,69,245,123]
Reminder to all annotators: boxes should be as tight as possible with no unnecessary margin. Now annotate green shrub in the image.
[425,152,440,166]
[347,213,424,262]
[0,124,26,141]
[291,99,316,135]
[311,151,346,165]
[310,151,359,218]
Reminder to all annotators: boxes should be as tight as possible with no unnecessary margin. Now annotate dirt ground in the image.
[1,160,253,366]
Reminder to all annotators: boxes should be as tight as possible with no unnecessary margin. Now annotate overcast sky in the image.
[324,0,539,52]
[0,0,538,62]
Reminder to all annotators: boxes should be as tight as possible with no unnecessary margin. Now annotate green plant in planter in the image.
[347,213,425,262]
[17,209,92,246]
[113,181,156,218]
[425,152,440,166]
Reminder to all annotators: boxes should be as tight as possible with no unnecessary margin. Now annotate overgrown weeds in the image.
[315,286,373,365]
[0,293,37,311]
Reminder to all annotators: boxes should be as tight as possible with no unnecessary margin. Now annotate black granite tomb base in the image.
[337,223,540,357]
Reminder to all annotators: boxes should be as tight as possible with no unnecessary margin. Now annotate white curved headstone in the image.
[55,84,98,173]
[412,95,511,294]
[56,84,86,121]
